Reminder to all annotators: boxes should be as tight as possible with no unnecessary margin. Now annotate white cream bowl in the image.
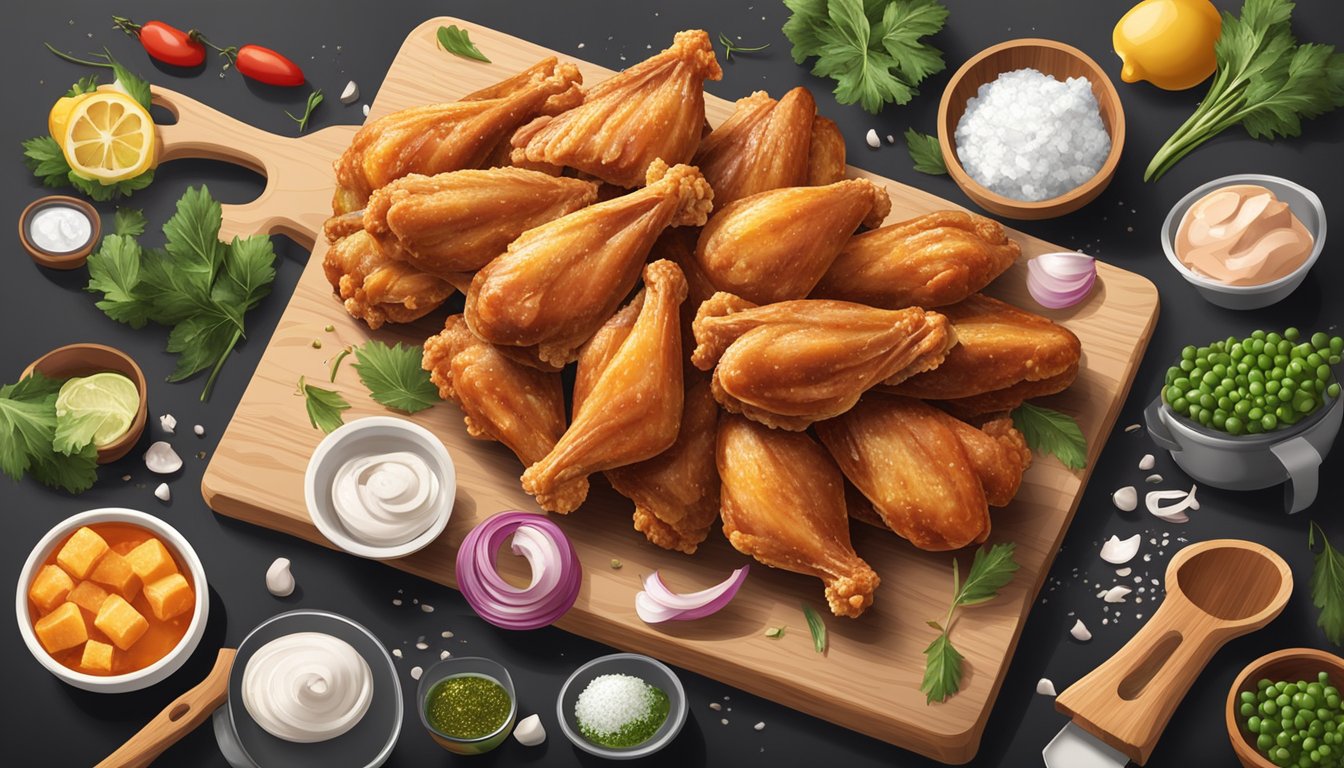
[15,507,209,693]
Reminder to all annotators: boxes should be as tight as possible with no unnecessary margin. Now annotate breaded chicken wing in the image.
[694,179,891,304]
[717,414,879,618]
[807,116,847,186]
[361,168,598,276]
[465,161,712,367]
[421,315,587,513]
[812,211,1021,308]
[882,293,1081,417]
[322,231,455,329]
[691,292,955,430]
[332,58,582,213]
[692,88,815,208]
[520,260,688,511]
[815,396,1031,551]
[512,30,723,188]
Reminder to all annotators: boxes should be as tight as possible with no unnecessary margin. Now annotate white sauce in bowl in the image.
[29,205,93,253]
[330,451,441,546]
[241,631,373,743]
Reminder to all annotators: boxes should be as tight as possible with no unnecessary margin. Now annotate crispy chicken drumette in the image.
[717,413,879,618]
[692,87,816,208]
[807,116,847,186]
[322,231,455,329]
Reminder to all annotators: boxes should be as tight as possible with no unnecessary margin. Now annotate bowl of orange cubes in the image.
[15,508,207,692]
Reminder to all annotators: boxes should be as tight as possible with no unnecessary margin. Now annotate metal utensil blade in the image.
[1042,721,1129,768]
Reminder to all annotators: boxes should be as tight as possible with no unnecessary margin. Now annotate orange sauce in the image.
[27,522,195,676]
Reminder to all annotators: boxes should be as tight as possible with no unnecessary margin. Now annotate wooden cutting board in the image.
[191,17,1160,763]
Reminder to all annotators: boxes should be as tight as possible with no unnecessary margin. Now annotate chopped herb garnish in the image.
[437,25,490,63]
[764,626,785,639]
[904,128,946,175]
[299,376,350,434]
[1011,402,1087,470]
[285,89,323,133]
[329,347,353,382]
[1310,522,1344,646]
[352,340,439,413]
[802,603,827,653]
[718,32,770,62]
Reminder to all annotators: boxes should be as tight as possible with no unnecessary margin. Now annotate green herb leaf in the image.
[22,135,74,188]
[802,603,827,654]
[300,376,350,434]
[904,128,946,174]
[1012,402,1087,470]
[67,167,155,201]
[956,542,1020,606]
[85,234,152,328]
[764,626,785,638]
[329,347,353,382]
[1311,522,1344,645]
[113,207,147,237]
[0,372,98,494]
[285,89,324,133]
[921,542,1020,703]
[437,25,491,63]
[29,439,98,494]
[920,632,964,704]
[718,32,771,62]
[351,341,439,413]
[105,52,153,111]
[66,75,100,97]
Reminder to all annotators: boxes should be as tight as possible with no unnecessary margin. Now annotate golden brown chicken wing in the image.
[511,30,723,188]
[815,396,1031,551]
[520,260,688,511]
[692,88,815,208]
[360,168,598,276]
[812,211,1021,308]
[882,293,1081,417]
[807,116,847,186]
[421,315,588,513]
[691,292,956,430]
[465,161,712,367]
[322,231,455,329]
[332,59,582,213]
[694,179,891,304]
[717,413,879,618]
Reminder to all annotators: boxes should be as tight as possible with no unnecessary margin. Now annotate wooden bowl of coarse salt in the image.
[937,38,1125,220]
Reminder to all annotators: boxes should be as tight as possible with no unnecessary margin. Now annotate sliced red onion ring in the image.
[455,511,581,630]
[1027,252,1097,309]
[635,566,749,624]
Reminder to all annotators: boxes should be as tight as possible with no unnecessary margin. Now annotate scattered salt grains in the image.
[440,650,451,660]
[265,558,295,597]
[1143,554,1153,562]
[1102,618,1110,625]
[721,718,730,725]
[709,702,722,711]
[954,68,1111,202]
[121,474,132,482]
[865,129,881,148]
[1138,454,1155,471]
[154,483,171,502]
[193,424,205,437]
[576,675,660,736]
[1123,423,1142,433]
[392,598,402,606]
[755,721,766,731]
[415,641,429,651]
[160,414,177,433]
[1037,678,1057,696]
[1116,567,1132,577]
[144,442,183,474]
[1070,619,1092,642]
[441,631,454,639]
[392,648,403,659]
[411,666,423,680]
[421,604,435,613]
[361,104,370,117]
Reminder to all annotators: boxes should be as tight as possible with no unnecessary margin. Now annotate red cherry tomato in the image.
[235,45,305,87]
[113,18,206,68]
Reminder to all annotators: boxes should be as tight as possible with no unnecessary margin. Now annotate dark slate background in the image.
[3,1,1341,765]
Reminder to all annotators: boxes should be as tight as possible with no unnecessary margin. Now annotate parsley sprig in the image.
[0,372,98,494]
[351,341,439,413]
[437,25,490,63]
[300,376,351,434]
[921,542,1019,703]
[904,128,946,175]
[1310,522,1344,646]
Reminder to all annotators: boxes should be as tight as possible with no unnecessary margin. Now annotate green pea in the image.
[1199,382,1213,395]
[1331,355,1343,365]
[1263,414,1279,431]
[1249,407,1265,421]
[1267,380,1281,394]
[1199,409,1212,426]
[1235,399,1251,416]
[1260,733,1277,751]
[1283,378,1297,392]
[1299,397,1316,413]
[1268,332,1283,346]
[1309,352,1325,368]
[1248,420,1264,434]
[1231,390,1245,402]
[1321,365,1333,381]
[1279,730,1293,746]
[1290,360,1305,377]
[1253,330,1268,340]
[1279,340,1293,355]
[1323,743,1334,757]
[1313,332,1330,349]
[1286,327,1302,341]
[1332,337,1343,354]
[1227,416,1244,435]
[1171,397,1189,412]
[1268,395,1282,407]
[1250,381,1265,396]
[1330,383,1341,399]
[1273,365,1288,379]
[1258,354,1275,370]
[1179,359,1195,372]
[1244,701,1259,717]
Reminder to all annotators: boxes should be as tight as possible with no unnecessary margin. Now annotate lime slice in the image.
[55,372,140,448]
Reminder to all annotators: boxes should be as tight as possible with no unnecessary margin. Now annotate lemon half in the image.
[58,91,156,184]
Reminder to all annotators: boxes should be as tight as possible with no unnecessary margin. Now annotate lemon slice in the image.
[60,91,156,184]
[47,92,94,144]
[55,373,140,448]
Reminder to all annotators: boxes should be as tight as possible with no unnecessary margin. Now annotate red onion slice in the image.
[635,566,749,624]
[1027,252,1097,309]
[455,511,581,630]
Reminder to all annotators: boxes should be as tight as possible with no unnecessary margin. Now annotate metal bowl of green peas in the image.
[1227,647,1344,768]
[1145,329,1343,514]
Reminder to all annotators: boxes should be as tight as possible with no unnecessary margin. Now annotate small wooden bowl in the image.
[1226,647,1344,768]
[937,39,1126,220]
[19,195,100,270]
[22,343,148,464]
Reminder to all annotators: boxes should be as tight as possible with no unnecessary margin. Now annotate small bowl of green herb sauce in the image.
[417,656,517,755]
[556,653,687,760]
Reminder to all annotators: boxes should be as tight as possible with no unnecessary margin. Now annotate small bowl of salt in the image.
[937,39,1125,220]
[557,653,688,760]
[19,195,100,270]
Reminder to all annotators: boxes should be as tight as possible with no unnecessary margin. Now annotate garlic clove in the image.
[340,80,359,104]
[1116,567,1132,577]
[1138,453,1155,470]
[361,104,370,117]
[154,482,170,502]
[1036,678,1057,696]
[1100,534,1141,565]
[513,713,546,746]
[266,557,296,597]
[159,414,176,433]
[1112,486,1138,512]
[1070,619,1092,642]
[193,424,205,436]
[1146,473,1163,484]
[1103,586,1132,603]
[144,441,182,474]
[865,129,880,148]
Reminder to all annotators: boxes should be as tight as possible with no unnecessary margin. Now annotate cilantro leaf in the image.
[86,235,154,328]
[782,0,830,63]
[164,308,242,382]
[214,235,277,313]
[957,542,1020,606]
[920,632,964,704]
[437,25,491,63]
[22,135,72,187]
[301,377,351,434]
[1310,522,1344,646]
[922,542,1019,703]
[1012,402,1087,470]
[352,341,439,413]
[113,207,147,237]
[904,128,947,174]
[161,186,227,289]
[876,0,947,81]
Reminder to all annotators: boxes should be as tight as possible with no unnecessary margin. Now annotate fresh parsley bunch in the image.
[783,0,948,114]
[0,372,98,494]
[922,542,1020,703]
[85,186,277,401]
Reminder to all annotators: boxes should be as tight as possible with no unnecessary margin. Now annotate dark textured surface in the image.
[3,1,1341,765]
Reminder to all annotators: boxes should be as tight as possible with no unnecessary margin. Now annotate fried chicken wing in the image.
[691,292,956,430]
[333,59,582,213]
[512,30,723,188]
[465,161,712,367]
[695,179,891,304]
[815,396,1031,551]
[807,116,847,186]
[520,260,688,510]
[692,88,815,208]
[812,211,1021,308]
[361,168,598,276]
[421,315,587,513]
[322,231,455,329]
[882,293,1081,417]
[717,414,879,617]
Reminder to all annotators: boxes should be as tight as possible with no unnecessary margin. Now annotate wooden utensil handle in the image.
[96,648,236,768]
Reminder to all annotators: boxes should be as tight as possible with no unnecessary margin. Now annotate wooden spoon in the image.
[96,648,236,768]
[1051,539,1293,765]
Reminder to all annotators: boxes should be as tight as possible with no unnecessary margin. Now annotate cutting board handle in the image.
[152,86,358,249]
[1055,540,1292,765]
[96,648,236,768]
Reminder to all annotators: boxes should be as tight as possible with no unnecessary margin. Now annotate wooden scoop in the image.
[1049,539,1293,766]
[96,648,236,768]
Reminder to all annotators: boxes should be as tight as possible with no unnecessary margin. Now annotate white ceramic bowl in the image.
[1161,174,1325,310]
[15,508,209,693]
[304,416,455,560]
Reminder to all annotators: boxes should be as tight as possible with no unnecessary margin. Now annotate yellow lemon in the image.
[60,91,156,184]
[47,92,95,143]
[1113,0,1222,91]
